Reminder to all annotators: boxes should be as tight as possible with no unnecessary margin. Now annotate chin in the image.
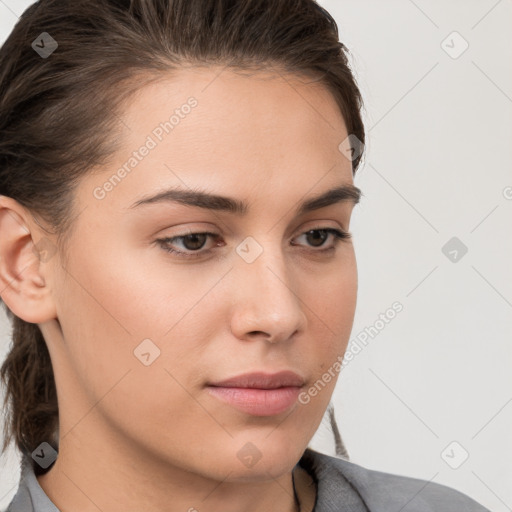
[209,436,305,481]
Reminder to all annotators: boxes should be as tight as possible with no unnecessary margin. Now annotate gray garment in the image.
[5,448,491,512]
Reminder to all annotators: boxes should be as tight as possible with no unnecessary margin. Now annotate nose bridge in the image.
[230,234,307,341]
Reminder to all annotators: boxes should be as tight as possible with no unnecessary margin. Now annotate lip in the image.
[208,370,305,389]
[206,371,305,416]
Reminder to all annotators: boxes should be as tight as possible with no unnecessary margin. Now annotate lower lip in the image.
[206,386,302,416]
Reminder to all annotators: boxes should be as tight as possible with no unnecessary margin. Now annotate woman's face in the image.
[41,66,359,481]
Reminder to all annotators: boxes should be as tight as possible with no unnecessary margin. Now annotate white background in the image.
[1,1,511,511]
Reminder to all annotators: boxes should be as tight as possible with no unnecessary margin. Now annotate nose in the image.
[229,242,307,344]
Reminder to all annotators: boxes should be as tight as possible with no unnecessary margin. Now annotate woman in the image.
[0,1,491,511]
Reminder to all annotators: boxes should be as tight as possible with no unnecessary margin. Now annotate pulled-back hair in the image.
[0,0,364,475]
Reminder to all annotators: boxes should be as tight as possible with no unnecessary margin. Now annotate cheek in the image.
[52,245,164,404]
[54,233,220,391]
[304,252,357,341]
[54,252,208,448]
[298,254,357,403]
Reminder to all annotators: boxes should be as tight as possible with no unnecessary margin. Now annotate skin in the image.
[0,65,359,512]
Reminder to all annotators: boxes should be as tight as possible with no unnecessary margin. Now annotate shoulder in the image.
[300,448,491,512]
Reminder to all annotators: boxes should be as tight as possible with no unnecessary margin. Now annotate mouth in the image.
[206,370,305,416]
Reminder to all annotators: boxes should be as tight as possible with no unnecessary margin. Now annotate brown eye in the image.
[156,231,220,259]
[304,229,330,247]
[178,233,209,251]
[291,228,351,250]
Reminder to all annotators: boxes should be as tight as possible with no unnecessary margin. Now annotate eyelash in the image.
[155,227,352,260]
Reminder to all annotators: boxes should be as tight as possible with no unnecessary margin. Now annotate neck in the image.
[293,464,317,512]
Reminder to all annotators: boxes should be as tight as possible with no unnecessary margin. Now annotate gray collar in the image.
[299,448,490,512]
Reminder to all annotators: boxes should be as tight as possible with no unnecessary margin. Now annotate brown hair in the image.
[0,0,364,475]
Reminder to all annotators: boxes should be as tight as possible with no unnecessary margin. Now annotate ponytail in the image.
[1,308,59,475]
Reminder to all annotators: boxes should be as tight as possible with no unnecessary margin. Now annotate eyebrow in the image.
[128,183,361,216]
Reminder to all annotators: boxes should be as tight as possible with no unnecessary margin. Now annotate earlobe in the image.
[0,195,58,323]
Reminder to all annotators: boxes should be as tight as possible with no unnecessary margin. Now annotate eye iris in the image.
[182,233,208,251]
[306,230,328,247]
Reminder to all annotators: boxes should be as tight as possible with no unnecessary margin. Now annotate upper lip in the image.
[208,371,305,389]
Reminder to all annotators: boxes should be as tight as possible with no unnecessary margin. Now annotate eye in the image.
[156,227,352,260]
[156,231,220,258]
[291,228,351,250]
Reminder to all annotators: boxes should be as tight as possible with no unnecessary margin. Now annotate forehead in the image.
[119,65,349,154]
[80,66,354,215]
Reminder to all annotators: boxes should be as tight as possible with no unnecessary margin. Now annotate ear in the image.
[0,195,58,323]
